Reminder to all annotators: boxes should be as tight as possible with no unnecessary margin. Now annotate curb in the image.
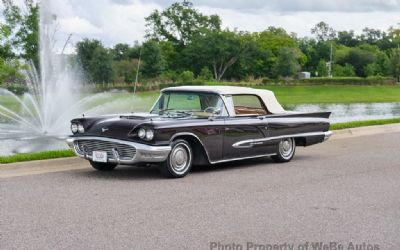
[331,123,400,140]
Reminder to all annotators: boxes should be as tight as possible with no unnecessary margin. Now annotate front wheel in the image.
[89,161,117,171]
[159,139,193,178]
[271,138,296,163]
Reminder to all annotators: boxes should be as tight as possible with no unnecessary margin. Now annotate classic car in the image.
[66,86,332,178]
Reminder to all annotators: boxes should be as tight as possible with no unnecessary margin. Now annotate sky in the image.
[2,0,400,50]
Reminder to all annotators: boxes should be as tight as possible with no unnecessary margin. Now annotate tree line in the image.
[1,0,400,85]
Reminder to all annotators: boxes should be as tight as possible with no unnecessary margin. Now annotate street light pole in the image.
[133,47,142,95]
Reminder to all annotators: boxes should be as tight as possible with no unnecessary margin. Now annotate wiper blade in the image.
[164,110,193,118]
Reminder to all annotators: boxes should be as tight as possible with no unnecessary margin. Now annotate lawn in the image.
[1,85,400,113]
[255,85,400,105]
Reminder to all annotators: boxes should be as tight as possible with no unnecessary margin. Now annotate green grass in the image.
[0,149,75,164]
[331,117,400,130]
[257,85,400,105]
[135,85,400,106]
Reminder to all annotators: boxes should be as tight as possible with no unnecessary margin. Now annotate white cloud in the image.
[60,17,102,35]
[198,6,400,37]
[1,0,399,49]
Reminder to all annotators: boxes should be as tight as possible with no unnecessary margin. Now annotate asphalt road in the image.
[1,132,400,250]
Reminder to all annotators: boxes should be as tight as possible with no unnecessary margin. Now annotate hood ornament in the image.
[102,128,109,133]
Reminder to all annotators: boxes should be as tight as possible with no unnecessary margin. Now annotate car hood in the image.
[72,113,159,138]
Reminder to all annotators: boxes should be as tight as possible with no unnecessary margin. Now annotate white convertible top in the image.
[162,86,286,114]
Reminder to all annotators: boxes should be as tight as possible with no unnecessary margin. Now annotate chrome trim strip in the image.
[232,131,332,149]
[210,153,276,164]
[66,136,171,165]
[170,132,279,165]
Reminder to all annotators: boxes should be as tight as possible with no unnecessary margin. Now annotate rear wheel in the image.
[159,139,193,178]
[271,137,296,163]
[89,161,117,171]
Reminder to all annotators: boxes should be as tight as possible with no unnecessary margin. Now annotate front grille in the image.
[75,139,136,160]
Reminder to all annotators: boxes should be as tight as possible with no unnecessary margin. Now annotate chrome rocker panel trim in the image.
[232,131,333,149]
[66,136,171,165]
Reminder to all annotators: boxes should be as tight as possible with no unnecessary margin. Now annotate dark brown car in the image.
[66,86,332,178]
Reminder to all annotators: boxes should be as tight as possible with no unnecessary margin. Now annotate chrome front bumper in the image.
[66,136,171,165]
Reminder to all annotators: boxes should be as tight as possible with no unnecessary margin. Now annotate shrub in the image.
[178,70,194,82]
[1,84,29,95]
[261,77,396,85]
[160,70,179,83]
[197,67,213,81]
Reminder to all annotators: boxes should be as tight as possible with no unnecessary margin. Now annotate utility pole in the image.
[61,33,73,54]
[133,47,142,95]
[327,43,333,78]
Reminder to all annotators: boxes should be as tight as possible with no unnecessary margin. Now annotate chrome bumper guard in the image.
[324,131,333,141]
[66,137,171,165]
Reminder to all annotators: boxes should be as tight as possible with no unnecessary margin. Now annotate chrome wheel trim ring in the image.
[169,142,192,175]
[279,138,294,159]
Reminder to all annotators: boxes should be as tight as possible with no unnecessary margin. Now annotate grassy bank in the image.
[330,117,400,130]
[0,149,75,164]
[1,117,399,164]
[2,85,400,113]
[257,85,400,105]
[80,85,400,106]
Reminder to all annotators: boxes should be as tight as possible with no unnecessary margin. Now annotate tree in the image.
[141,40,164,78]
[311,22,336,42]
[337,47,375,77]
[89,47,115,83]
[112,43,131,61]
[1,0,39,68]
[0,57,24,83]
[145,1,221,46]
[184,30,245,81]
[336,30,359,47]
[316,60,328,77]
[0,23,15,59]
[76,39,114,83]
[113,59,138,83]
[390,48,400,82]
[333,63,356,77]
[360,28,385,44]
[273,47,302,78]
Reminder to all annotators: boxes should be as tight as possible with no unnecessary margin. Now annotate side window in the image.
[232,95,268,116]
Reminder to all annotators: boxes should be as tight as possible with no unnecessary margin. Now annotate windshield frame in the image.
[150,91,230,118]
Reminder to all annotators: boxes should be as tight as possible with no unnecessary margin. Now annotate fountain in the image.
[0,0,120,154]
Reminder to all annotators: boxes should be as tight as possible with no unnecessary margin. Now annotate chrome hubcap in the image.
[170,143,191,174]
[279,138,294,159]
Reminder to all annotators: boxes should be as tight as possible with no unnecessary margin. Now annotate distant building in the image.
[299,72,311,79]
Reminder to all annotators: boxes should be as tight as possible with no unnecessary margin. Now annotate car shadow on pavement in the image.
[191,156,275,173]
[71,166,163,180]
[71,155,308,180]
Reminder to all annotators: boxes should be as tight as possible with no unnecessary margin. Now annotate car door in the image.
[223,95,276,160]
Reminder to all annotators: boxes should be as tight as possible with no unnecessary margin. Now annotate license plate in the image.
[92,151,107,163]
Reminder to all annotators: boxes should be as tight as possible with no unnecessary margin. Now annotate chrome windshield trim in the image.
[232,131,332,149]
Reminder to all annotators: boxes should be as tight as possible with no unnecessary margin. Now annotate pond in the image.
[1,102,399,156]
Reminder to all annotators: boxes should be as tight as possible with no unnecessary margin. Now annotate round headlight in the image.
[138,128,146,139]
[145,129,154,140]
[71,123,78,133]
[78,124,85,133]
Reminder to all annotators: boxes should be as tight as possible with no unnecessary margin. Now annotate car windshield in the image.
[150,92,228,118]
